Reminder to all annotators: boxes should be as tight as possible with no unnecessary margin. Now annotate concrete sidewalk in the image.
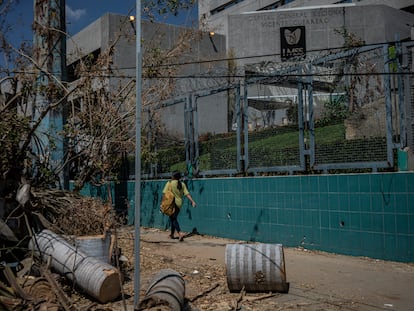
[138,228,414,311]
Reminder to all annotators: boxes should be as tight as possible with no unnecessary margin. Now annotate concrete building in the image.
[200,0,414,43]
[66,13,227,139]
[67,2,414,139]
[198,0,414,132]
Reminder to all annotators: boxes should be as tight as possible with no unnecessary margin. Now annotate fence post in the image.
[384,44,396,167]
[236,84,242,173]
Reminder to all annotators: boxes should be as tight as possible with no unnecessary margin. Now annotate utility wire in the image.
[8,70,414,80]
[5,40,414,78]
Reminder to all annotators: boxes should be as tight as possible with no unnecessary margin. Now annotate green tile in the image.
[255,193,264,208]
[240,192,252,207]
[293,209,303,226]
[278,208,290,225]
[370,174,383,193]
[318,176,329,193]
[233,191,243,206]
[358,174,371,192]
[371,194,384,213]
[392,173,407,193]
[328,194,339,210]
[348,212,361,230]
[383,234,397,253]
[300,176,312,193]
[320,211,330,228]
[409,215,414,233]
[327,228,342,250]
[291,195,301,209]
[371,213,384,232]
[285,193,294,208]
[302,210,316,227]
[329,212,341,229]
[136,173,414,262]
[349,194,360,212]
[278,192,287,208]
[383,193,396,213]
[285,176,296,192]
[384,214,396,233]
[338,212,350,229]
[338,193,349,211]
[249,177,259,192]
[319,193,330,210]
[268,208,278,224]
[341,230,359,249]
[406,174,414,193]
[396,214,409,234]
[394,194,407,214]
[319,228,329,242]
[262,193,273,207]
[277,177,287,192]
[307,193,320,209]
[263,179,273,193]
[359,194,371,212]
[361,232,382,252]
[360,212,373,231]
[327,175,340,193]
[395,234,410,258]
[259,208,269,224]
[408,194,414,214]
[310,176,319,192]
[347,175,359,192]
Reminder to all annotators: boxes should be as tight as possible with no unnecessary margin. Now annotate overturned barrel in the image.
[138,269,185,311]
[225,243,289,293]
[29,229,121,303]
[74,232,112,263]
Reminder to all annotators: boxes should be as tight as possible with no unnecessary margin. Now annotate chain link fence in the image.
[136,42,413,178]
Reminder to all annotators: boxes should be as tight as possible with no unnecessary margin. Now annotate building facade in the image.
[198,0,414,143]
[66,13,227,139]
[200,0,414,40]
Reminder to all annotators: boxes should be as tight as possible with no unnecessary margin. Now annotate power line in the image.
[7,70,414,80]
[5,40,414,79]
[110,39,414,71]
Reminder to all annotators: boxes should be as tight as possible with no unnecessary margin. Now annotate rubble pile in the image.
[0,186,118,310]
[29,188,113,236]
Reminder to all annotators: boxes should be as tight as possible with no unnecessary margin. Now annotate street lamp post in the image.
[133,0,142,307]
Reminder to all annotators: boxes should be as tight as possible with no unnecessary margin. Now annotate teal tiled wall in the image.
[77,172,414,262]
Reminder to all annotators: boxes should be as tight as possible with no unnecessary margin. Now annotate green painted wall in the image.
[77,172,414,262]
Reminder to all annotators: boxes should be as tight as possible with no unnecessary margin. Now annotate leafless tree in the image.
[0,0,200,195]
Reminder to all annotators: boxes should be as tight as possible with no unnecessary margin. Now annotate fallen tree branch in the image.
[3,265,32,301]
[189,283,220,303]
[41,265,77,311]
[233,286,245,310]
[243,292,279,302]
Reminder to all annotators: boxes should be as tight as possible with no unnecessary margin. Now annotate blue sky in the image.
[5,0,198,48]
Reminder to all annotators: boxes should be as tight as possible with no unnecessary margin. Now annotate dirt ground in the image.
[102,226,414,311]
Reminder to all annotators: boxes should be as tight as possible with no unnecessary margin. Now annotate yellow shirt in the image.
[163,180,189,209]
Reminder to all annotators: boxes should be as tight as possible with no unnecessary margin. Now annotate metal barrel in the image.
[29,229,121,303]
[74,232,111,263]
[225,243,289,293]
[138,269,185,311]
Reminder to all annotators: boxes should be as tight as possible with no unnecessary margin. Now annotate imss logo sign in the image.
[280,26,306,61]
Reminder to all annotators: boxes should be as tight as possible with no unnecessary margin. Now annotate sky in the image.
[4,0,198,48]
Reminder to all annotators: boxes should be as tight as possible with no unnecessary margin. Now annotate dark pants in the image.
[169,206,181,236]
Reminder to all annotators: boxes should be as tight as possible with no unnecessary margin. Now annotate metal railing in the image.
[136,42,413,178]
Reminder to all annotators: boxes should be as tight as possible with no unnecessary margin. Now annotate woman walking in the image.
[162,171,196,241]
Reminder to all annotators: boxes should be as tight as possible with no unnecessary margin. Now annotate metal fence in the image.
[138,42,414,178]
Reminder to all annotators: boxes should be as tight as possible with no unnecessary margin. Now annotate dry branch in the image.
[189,282,220,303]
[233,286,245,310]
[30,188,113,236]
[243,292,279,302]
